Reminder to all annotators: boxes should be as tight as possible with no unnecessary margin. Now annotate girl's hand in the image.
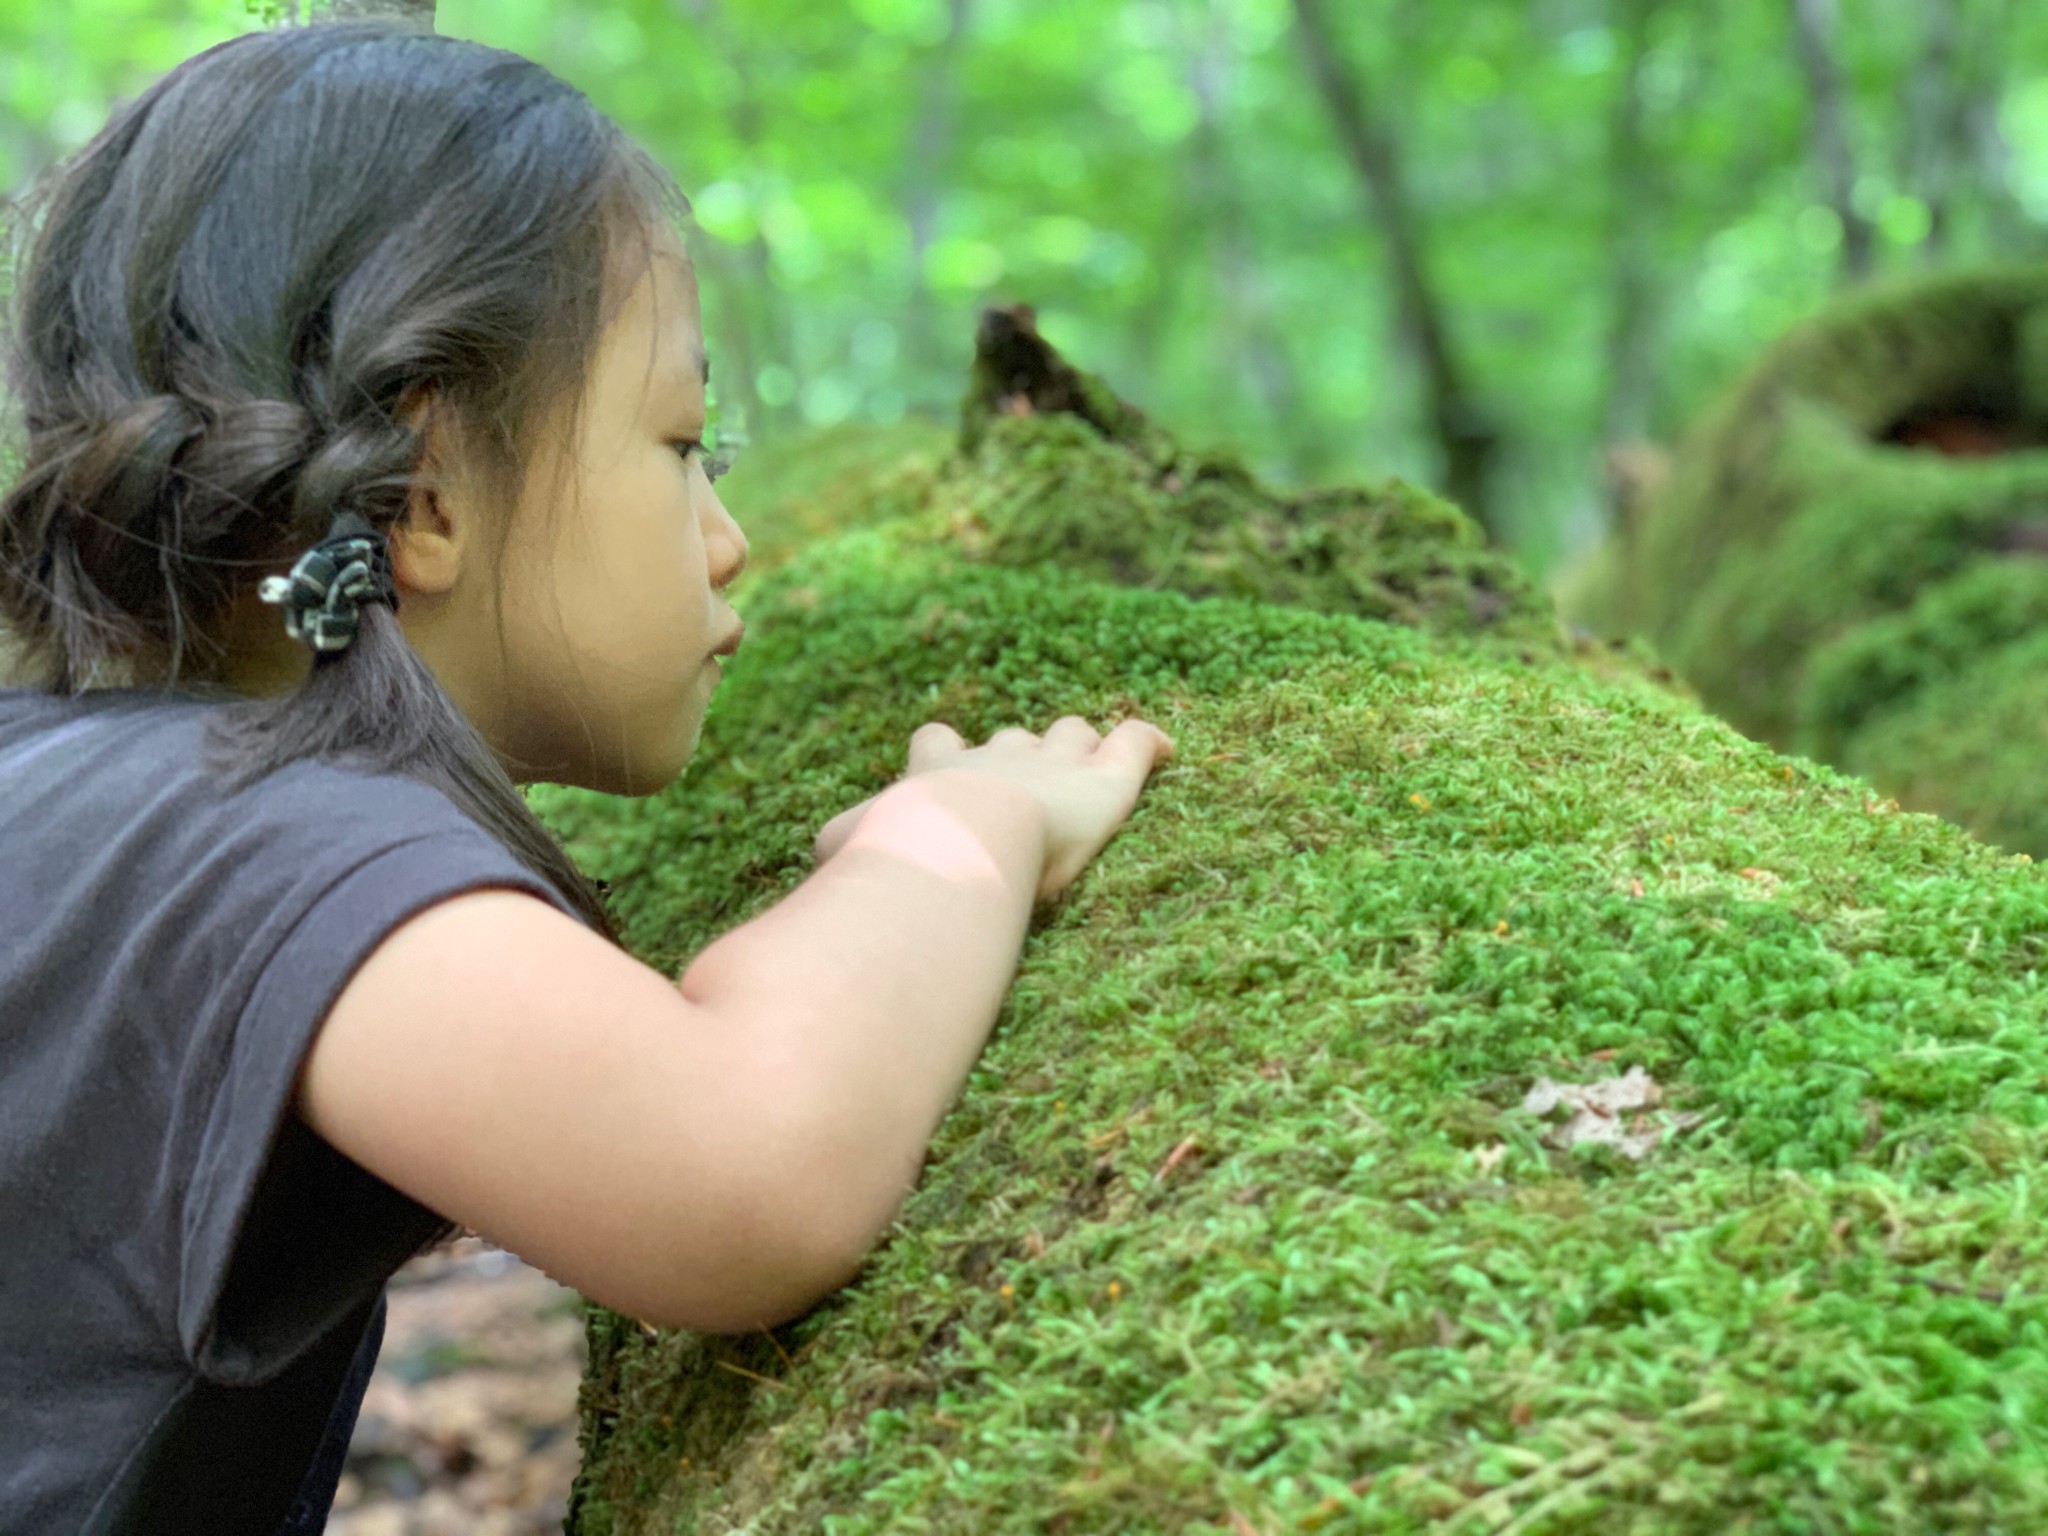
[813,715,1176,902]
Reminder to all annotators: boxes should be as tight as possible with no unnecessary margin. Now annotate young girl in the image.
[0,18,1173,1533]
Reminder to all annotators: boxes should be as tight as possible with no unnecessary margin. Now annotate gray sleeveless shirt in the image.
[0,685,590,1533]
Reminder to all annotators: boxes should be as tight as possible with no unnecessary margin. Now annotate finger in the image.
[987,726,1039,749]
[813,801,868,862]
[908,721,966,771]
[1097,718,1175,777]
[1042,715,1102,753]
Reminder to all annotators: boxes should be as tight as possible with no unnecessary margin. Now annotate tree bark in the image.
[669,0,798,442]
[1963,0,2032,254]
[1287,0,1501,538]
[1905,0,1964,260]
[1180,0,1315,480]
[1788,0,1874,283]
[315,0,436,24]
[1599,0,1669,546]
[1600,0,1663,452]
[900,0,973,406]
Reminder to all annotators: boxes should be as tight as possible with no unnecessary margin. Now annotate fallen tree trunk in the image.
[533,308,2048,1532]
[1564,265,2048,856]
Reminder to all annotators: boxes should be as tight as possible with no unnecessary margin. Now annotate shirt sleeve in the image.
[177,828,590,1386]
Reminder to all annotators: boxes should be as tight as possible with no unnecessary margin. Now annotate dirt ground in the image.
[328,1235,586,1536]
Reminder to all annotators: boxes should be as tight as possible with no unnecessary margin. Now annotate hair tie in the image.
[257,509,397,654]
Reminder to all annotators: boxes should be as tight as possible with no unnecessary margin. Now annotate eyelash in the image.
[675,440,733,484]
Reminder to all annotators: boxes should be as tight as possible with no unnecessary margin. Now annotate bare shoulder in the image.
[295,887,849,1332]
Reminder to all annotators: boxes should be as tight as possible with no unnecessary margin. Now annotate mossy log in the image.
[533,309,2048,1533]
[1563,265,2048,855]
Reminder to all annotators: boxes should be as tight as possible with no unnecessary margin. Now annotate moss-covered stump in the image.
[533,316,2048,1533]
[1563,266,2048,855]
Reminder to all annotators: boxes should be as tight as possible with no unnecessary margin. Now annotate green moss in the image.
[1561,264,2048,853]
[728,358,1551,657]
[546,535,2048,1534]
[1630,266,2048,624]
[539,314,2048,1533]
[1661,406,2048,743]
[1836,629,2048,857]
[1802,558,2048,762]
[721,417,954,581]
[934,413,1554,648]
[933,304,1556,651]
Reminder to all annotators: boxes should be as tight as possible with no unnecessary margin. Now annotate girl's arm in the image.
[673,768,1049,1281]
[295,769,1046,1334]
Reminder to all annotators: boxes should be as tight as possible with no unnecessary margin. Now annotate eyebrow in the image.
[656,343,710,401]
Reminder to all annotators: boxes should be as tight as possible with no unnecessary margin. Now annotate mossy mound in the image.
[533,318,2048,1533]
[707,310,1555,661]
[941,309,1555,650]
[1563,265,2048,855]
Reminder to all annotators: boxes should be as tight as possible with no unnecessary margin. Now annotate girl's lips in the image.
[710,620,745,659]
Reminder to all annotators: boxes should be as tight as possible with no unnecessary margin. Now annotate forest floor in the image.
[328,1235,587,1536]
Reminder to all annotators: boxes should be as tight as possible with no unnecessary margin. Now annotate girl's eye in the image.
[675,441,734,484]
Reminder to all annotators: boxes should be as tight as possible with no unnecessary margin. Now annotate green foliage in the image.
[1563,264,2048,856]
[535,336,2048,1534]
[11,0,2048,566]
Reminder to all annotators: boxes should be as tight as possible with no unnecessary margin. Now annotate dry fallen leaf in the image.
[1520,1066,1704,1160]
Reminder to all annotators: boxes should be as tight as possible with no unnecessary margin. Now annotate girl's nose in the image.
[707,498,748,589]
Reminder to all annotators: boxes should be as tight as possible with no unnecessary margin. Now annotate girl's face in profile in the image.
[438,236,751,795]
[204,231,748,796]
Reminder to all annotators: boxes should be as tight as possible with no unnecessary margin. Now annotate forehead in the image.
[615,245,708,393]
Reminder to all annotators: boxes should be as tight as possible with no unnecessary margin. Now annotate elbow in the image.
[657,1212,878,1337]
[630,1210,865,1336]
[742,1054,925,1327]
[649,1105,908,1336]
[745,1194,882,1332]
[739,1139,909,1330]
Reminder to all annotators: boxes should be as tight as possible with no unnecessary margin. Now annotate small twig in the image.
[1157,1135,1203,1180]
[713,1359,788,1391]
[760,1328,800,1375]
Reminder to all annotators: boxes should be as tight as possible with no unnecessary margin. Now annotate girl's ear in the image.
[391,386,467,598]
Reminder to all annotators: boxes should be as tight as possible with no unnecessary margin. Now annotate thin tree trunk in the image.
[1180,1,1315,480]
[1600,0,1668,545]
[669,0,797,442]
[1287,0,1501,538]
[1971,92,2032,252]
[1601,0,1662,451]
[1906,0,1964,260]
[901,0,972,408]
[1964,0,2032,254]
[316,0,436,24]
[1788,0,1874,283]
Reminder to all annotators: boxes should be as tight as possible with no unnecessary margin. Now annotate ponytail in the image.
[207,601,617,938]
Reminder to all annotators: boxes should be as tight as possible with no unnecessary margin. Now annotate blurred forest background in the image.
[3,0,2045,576]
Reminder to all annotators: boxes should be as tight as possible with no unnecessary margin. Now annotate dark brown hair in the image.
[0,18,694,938]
